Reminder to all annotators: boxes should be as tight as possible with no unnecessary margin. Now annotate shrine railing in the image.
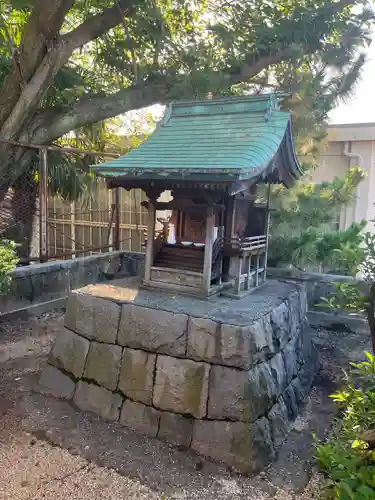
[231,235,267,253]
[227,234,267,295]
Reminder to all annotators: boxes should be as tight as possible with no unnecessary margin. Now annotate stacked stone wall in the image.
[38,282,317,473]
[1,251,144,316]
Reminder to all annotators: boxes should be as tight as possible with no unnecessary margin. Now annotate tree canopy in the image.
[0,0,373,198]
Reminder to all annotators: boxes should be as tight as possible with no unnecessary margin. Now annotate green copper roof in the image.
[92,94,301,187]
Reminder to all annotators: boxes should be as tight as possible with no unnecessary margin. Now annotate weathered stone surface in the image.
[74,381,122,421]
[65,292,120,343]
[268,398,290,449]
[247,315,275,364]
[49,328,90,378]
[291,377,305,407]
[192,417,274,473]
[217,323,253,369]
[270,352,287,396]
[300,322,316,365]
[250,417,276,470]
[288,290,301,338]
[158,412,193,447]
[187,316,274,369]
[187,317,218,362]
[270,302,289,350]
[192,420,250,471]
[153,355,210,418]
[118,304,188,356]
[120,400,160,437]
[247,361,277,420]
[30,267,70,304]
[208,365,251,421]
[38,365,75,400]
[299,356,317,393]
[283,383,299,420]
[83,342,122,391]
[118,348,156,405]
[300,286,308,317]
[283,340,299,384]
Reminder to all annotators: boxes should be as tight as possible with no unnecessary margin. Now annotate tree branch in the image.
[225,51,293,86]
[39,51,295,141]
[63,0,139,53]
[0,0,74,128]
[0,0,142,141]
[0,43,67,140]
[38,83,170,143]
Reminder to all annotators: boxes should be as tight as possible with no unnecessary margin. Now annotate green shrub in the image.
[0,240,18,296]
[316,353,375,499]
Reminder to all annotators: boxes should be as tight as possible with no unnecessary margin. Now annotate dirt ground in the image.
[0,310,371,500]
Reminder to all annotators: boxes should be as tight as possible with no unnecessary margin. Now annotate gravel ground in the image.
[0,310,370,500]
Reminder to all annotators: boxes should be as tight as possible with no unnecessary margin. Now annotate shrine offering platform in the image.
[38,277,317,474]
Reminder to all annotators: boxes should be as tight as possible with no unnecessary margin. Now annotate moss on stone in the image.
[184,364,208,416]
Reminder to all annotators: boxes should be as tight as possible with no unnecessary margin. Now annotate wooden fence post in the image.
[39,147,48,262]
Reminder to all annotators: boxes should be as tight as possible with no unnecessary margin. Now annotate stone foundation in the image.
[38,278,317,474]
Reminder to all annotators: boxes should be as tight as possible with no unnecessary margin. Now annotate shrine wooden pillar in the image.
[144,201,156,281]
[222,195,236,281]
[202,206,215,292]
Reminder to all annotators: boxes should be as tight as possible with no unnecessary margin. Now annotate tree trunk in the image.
[0,0,74,128]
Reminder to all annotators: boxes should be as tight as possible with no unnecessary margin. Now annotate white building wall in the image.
[310,127,375,233]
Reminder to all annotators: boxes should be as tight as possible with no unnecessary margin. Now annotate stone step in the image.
[153,259,203,272]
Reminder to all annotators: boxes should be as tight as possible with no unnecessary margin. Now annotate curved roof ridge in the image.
[92,94,301,188]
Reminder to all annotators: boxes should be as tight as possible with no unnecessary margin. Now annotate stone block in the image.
[158,412,193,447]
[270,352,287,396]
[10,274,34,303]
[283,384,299,421]
[49,328,90,378]
[69,258,100,289]
[118,348,156,405]
[288,290,301,338]
[299,357,317,394]
[270,302,289,350]
[247,315,275,364]
[118,304,188,356]
[291,377,305,407]
[300,323,316,365]
[65,292,120,344]
[120,400,160,437]
[250,417,276,470]
[187,316,274,369]
[208,365,252,421]
[187,317,219,362]
[153,355,210,418]
[31,267,70,304]
[74,381,122,421]
[99,254,121,279]
[38,364,75,400]
[268,398,290,449]
[120,252,145,277]
[283,340,299,385]
[84,342,122,391]
[300,286,308,317]
[247,361,277,420]
[217,323,255,369]
[192,417,274,473]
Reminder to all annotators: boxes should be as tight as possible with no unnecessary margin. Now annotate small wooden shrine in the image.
[92,94,301,298]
